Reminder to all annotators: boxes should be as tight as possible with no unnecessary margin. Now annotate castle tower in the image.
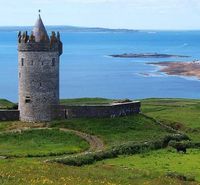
[18,14,62,122]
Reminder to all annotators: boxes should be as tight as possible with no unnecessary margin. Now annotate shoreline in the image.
[148,61,200,80]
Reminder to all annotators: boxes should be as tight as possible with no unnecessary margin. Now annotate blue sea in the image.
[1,27,200,102]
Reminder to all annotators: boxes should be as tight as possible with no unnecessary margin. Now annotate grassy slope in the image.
[50,114,170,147]
[0,121,48,132]
[94,98,200,183]
[0,98,200,185]
[1,158,197,185]
[0,122,10,131]
[141,98,200,141]
[100,149,200,182]
[0,99,16,109]
[0,129,89,157]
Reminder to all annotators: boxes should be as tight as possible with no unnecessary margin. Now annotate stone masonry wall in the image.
[55,101,141,119]
[0,110,19,121]
[0,102,140,121]
[18,51,60,122]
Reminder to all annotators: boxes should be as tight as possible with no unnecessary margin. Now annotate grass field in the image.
[0,99,16,109]
[141,98,200,141]
[0,129,89,157]
[0,98,200,185]
[0,158,198,185]
[50,114,170,147]
[101,148,200,182]
[0,122,10,132]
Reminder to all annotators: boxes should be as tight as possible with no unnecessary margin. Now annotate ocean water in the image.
[1,28,200,102]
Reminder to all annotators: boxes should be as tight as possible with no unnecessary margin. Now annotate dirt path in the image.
[59,128,104,152]
[0,127,104,159]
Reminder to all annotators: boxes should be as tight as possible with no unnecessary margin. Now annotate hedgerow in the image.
[54,133,189,166]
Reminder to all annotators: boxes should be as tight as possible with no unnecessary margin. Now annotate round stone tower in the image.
[18,14,62,122]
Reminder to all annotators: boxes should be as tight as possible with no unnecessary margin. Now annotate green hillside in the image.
[0,99,16,109]
[0,98,199,185]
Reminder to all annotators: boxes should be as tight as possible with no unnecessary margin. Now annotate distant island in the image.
[0,25,139,33]
[110,53,190,58]
[149,61,200,79]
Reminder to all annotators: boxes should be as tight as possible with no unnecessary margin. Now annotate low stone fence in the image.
[55,101,141,119]
[0,110,19,121]
[0,102,141,121]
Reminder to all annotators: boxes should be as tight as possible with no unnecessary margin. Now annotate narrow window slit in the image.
[25,96,31,103]
[21,58,24,66]
[52,58,56,66]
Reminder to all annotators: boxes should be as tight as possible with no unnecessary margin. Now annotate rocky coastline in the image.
[149,61,200,79]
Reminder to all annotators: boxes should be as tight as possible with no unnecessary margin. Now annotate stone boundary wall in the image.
[0,110,19,121]
[55,101,141,119]
[0,102,140,122]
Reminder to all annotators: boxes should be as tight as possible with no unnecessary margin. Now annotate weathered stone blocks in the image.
[18,51,60,122]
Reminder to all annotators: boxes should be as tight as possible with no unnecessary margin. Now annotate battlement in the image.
[18,31,62,55]
[18,14,63,122]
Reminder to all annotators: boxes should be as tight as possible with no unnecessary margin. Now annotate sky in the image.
[1,0,200,30]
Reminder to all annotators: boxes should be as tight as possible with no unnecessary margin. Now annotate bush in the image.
[56,151,118,166]
[54,133,188,166]
[169,140,200,149]
[58,154,95,166]
[166,172,195,182]
[113,99,132,104]
[192,142,200,148]
[12,103,18,110]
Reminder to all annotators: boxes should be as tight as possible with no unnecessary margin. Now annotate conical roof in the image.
[33,15,49,42]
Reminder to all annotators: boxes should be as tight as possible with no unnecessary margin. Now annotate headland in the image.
[149,61,200,79]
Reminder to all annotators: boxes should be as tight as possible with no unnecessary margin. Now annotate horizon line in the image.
[0,24,200,32]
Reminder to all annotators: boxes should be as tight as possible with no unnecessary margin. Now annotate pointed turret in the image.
[18,12,63,122]
[33,14,49,42]
[18,12,62,55]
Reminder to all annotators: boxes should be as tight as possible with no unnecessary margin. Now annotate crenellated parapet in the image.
[18,31,62,55]
[18,14,63,122]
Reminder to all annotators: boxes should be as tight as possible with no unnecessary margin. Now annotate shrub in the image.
[166,172,195,182]
[12,103,18,110]
[113,99,132,104]
[192,142,200,148]
[169,140,200,149]
[58,154,95,166]
[56,151,118,166]
[162,134,189,147]
[54,133,189,166]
